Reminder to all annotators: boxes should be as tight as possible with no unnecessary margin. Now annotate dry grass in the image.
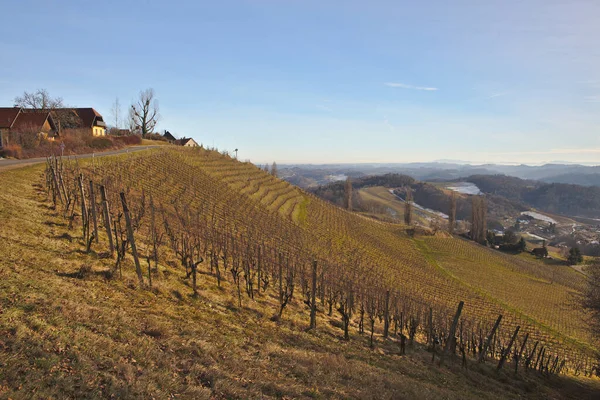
[0,160,599,399]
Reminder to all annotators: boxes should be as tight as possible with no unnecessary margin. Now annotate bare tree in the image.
[127,107,139,134]
[470,196,487,244]
[110,97,122,129]
[448,192,457,234]
[344,177,353,211]
[404,188,413,226]
[13,89,80,131]
[14,89,63,109]
[271,162,278,178]
[131,88,160,137]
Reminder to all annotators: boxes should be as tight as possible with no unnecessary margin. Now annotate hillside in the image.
[1,147,599,399]
[465,175,600,219]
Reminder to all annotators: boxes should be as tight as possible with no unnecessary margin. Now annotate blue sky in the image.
[1,0,599,164]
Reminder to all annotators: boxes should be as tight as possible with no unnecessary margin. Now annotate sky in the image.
[1,0,599,165]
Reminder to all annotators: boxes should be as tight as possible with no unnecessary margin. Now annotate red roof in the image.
[0,107,22,128]
[52,108,104,128]
[12,112,55,132]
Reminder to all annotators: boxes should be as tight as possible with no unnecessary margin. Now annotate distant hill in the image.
[280,162,600,187]
[465,174,600,218]
[311,173,526,226]
[540,173,600,187]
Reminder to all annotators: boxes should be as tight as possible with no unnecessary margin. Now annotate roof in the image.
[163,130,177,141]
[11,112,56,132]
[0,107,22,128]
[176,137,197,146]
[52,108,104,128]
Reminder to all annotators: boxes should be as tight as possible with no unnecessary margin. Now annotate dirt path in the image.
[0,145,158,171]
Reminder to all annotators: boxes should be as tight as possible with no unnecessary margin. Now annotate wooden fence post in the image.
[478,315,502,363]
[120,192,144,287]
[440,301,464,366]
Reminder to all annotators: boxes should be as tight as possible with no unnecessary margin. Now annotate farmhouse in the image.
[163,130,177,143]
[176,137,199,147]
[0,107,57,147]
[52,108,107,136]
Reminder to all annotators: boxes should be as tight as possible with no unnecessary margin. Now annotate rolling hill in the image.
[0,147,598,399]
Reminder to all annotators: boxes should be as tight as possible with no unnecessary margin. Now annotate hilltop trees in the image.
[131,88,160,137]
[110,97,122,130]
[13,88,81,130]
[14,89,63,109]
[271,162,278,177]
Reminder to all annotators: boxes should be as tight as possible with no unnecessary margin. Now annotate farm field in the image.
[0,147,598,398]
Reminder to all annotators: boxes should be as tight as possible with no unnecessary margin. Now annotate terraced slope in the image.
[1,147,599,398]
[84,148,596,366]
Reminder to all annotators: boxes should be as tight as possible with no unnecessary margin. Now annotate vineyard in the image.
[1,146,598,398]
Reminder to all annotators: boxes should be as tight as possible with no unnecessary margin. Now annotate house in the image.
[176,137,199,147]
[52,108,107,136]
[163,130,177,143]
[0,107,57,147]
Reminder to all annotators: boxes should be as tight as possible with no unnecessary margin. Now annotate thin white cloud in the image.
[385,82,438,91]
[495,148,600,156]
[484,91,509,99]
[584,95,600,103]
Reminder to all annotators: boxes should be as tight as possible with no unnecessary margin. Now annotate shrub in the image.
[0,144,23,159]
[144,133,168,142]
[89,137,114,149]
[114,134,142,145]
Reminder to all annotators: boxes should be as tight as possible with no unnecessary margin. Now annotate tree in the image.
[13,89,81,131]
[131,88,160,137]
[404,188,413,225]
[470,196,487,244]
[110,97,122,129]
[14,89,63,109]
[448,192,456,234]
[344,177,353,211]
[503,229,518,245]
[271,162,278,178]
[517,237,527,252]
[568,247,583,265]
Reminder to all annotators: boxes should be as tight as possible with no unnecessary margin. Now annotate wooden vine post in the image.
[78,174,88,241]
[498,325,520,370]
[440,301,464,366]
[89,181,99,243]
[120,192,144,287]
[515,332,529,373]
[309,260,318,330]
[100,186,114,256]
[478,315,502,363]
[383,289,390,338]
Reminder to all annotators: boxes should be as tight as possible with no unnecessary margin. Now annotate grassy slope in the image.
[0,153,599,398]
